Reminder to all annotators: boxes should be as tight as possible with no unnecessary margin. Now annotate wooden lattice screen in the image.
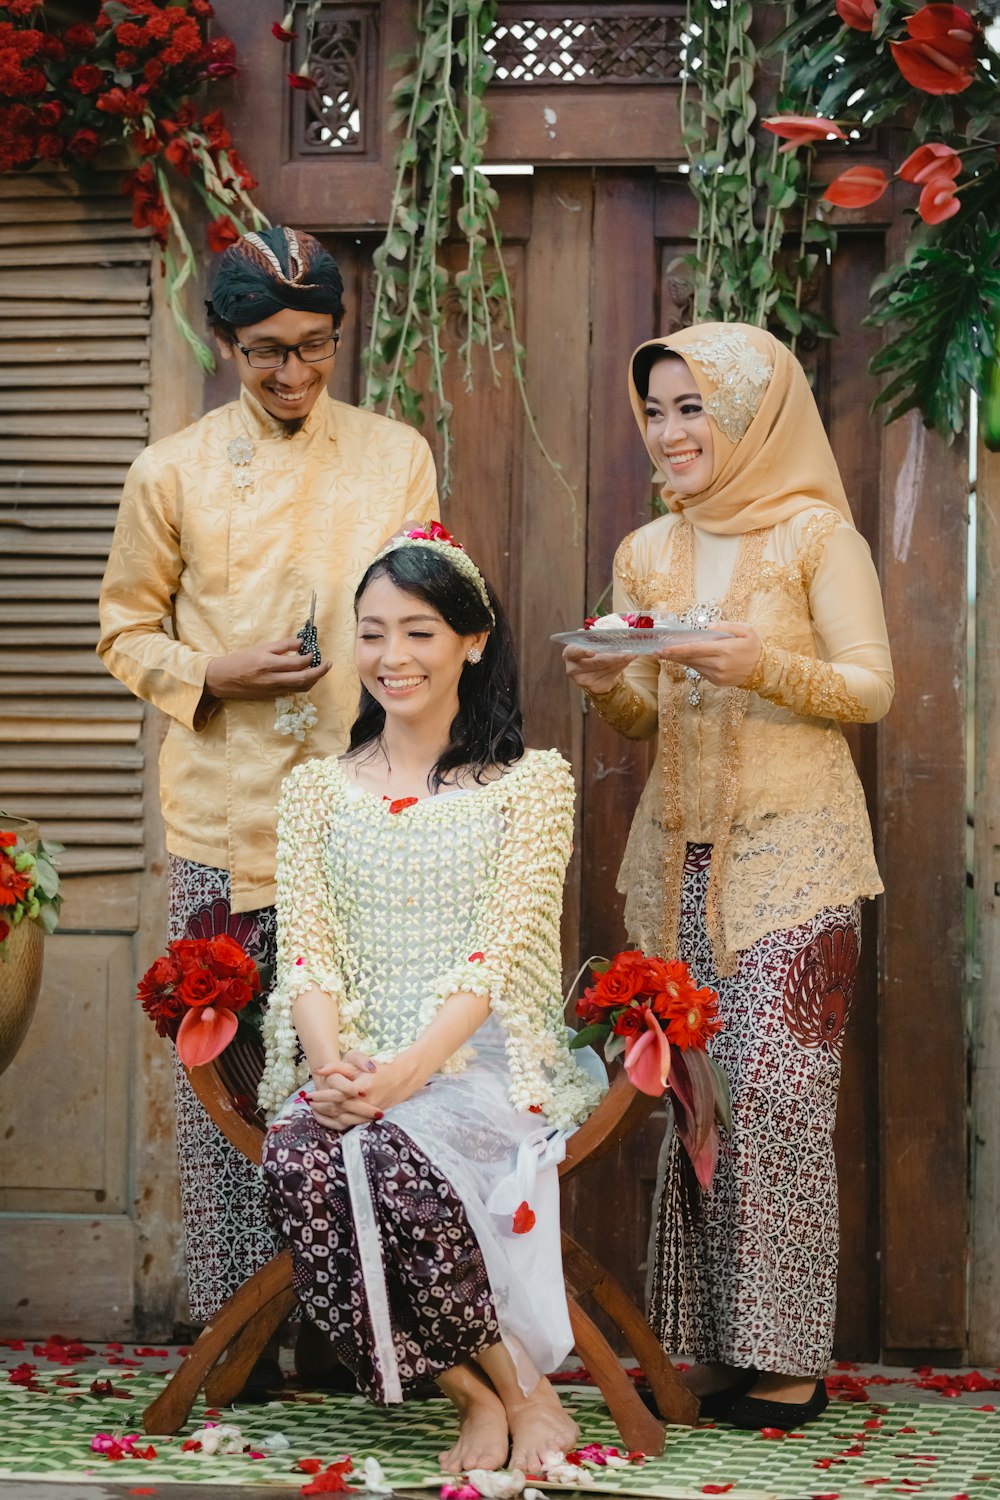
[0,172,151,875]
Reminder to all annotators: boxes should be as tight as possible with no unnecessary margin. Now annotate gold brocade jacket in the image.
[97,387,438,912]
[591,508,894,971]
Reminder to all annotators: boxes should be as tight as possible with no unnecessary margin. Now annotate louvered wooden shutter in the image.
[0,172,151,874]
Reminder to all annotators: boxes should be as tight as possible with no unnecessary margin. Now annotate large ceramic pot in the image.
[0,816,44,1077]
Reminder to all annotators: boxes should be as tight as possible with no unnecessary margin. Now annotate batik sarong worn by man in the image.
[98,226,439,1336]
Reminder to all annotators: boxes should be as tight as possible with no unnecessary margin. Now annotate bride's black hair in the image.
[347,544,524,787]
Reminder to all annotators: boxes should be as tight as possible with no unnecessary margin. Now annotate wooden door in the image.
[0,172,196,1338]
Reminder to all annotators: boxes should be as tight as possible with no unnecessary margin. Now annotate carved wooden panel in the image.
[488,5,684,86]
[290,2,380,158]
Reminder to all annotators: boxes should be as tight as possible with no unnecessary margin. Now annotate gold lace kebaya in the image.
[589,509,894,972]
[98,386,438,912]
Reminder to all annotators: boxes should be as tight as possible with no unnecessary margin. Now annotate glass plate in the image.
[551,626,733,655]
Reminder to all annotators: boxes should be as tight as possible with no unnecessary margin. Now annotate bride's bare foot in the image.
[437,1365,510,1473]
[506,1378,579,1474]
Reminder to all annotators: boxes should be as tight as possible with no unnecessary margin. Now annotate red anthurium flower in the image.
[762,115,847,152]
[907,4,979,43]
[890,33,976,93]
[288,69,316,90]
[512,1200,536,1234]
[273,21,297,41]
[898,142,962,183]
[623,1006,671,1096]
[175,1004,238,1068]
[918,172,961,223]
[823,165,889,207]
[836,0,876,30]
[890,0,982,91]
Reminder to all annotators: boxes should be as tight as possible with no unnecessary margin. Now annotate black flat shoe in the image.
[697,1367,757,1420]
[726,1378,829,1431]
[236,1353,285,1404]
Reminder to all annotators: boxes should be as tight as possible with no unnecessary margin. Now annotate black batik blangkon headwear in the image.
[206,225,345,329]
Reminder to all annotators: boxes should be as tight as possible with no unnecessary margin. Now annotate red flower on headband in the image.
[405,521,462,548]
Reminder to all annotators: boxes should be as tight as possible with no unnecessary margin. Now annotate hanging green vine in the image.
[352,0,574,519]
[677,0,836,349]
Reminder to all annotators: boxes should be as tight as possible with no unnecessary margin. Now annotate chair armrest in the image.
[186,1058,266,1167]
[559,1070,657,1182]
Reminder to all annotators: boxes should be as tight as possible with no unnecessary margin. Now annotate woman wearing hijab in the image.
[563,324,893,1430]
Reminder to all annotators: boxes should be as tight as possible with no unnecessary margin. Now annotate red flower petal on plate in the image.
[702,1486,734,1494]
[759,1428,787,1439]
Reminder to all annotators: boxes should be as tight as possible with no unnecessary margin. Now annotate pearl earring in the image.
[466,647,482,664]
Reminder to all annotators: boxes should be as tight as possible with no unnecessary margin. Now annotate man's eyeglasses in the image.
[236,334,340,370]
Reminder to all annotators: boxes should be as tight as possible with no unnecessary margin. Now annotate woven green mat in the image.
[0,1370,997,1498]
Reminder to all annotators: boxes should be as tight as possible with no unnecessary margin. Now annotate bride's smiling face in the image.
[355,573,487,725]
[642,355,716,496]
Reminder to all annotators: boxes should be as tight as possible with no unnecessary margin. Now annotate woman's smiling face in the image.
[642,354,716,497]
[354,572,486,727]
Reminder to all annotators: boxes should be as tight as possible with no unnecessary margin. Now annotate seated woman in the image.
[259,526,603,1473]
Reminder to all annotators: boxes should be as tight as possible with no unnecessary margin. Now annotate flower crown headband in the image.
[377,522,495,623]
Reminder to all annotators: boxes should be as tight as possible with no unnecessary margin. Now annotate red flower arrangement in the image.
[0,826,62,959]
[571,951,731,1188]
[0,1,264,369]
[136,934,260,1069]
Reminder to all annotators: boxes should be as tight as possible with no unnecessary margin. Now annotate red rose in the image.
[612,1004,648,1038]
[0,833,17,849]
[206,932,256,980]
[64,23,96,49]
[36,133,64,159]
[0,916,9,946]
[37,101,62,126]
[96,86,146,118]
[69,63,103,94]
[68,128,101,159]
[216,976,252,1012]
[178,966,221,1009]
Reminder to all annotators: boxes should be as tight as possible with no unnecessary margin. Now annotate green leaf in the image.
[569,1023,612,1051]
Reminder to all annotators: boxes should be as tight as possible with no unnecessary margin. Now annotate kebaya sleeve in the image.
[260,760,347,1112]
[423,752,601,1122]
[585,534,660,740]
[743,520,894,725]
[97,449,217,732]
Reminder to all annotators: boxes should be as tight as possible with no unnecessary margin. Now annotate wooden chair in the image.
[143,1035,699,1450]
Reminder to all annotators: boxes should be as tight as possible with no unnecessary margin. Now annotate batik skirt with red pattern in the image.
[647,843,861,1379]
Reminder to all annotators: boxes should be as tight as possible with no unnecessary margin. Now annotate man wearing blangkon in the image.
[98,227,438,1372]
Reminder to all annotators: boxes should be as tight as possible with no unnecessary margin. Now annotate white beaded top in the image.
[260,748,602,1127]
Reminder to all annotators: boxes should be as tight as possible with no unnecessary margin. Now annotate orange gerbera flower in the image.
[663,986,723,1051]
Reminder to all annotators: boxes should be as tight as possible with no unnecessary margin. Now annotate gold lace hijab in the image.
[628,322,855,536]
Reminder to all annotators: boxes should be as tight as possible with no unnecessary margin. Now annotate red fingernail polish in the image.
[374,1111,384,1121]
[357,1090,366,1098]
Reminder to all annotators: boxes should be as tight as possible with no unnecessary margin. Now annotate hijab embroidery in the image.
[680,328,773,442]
